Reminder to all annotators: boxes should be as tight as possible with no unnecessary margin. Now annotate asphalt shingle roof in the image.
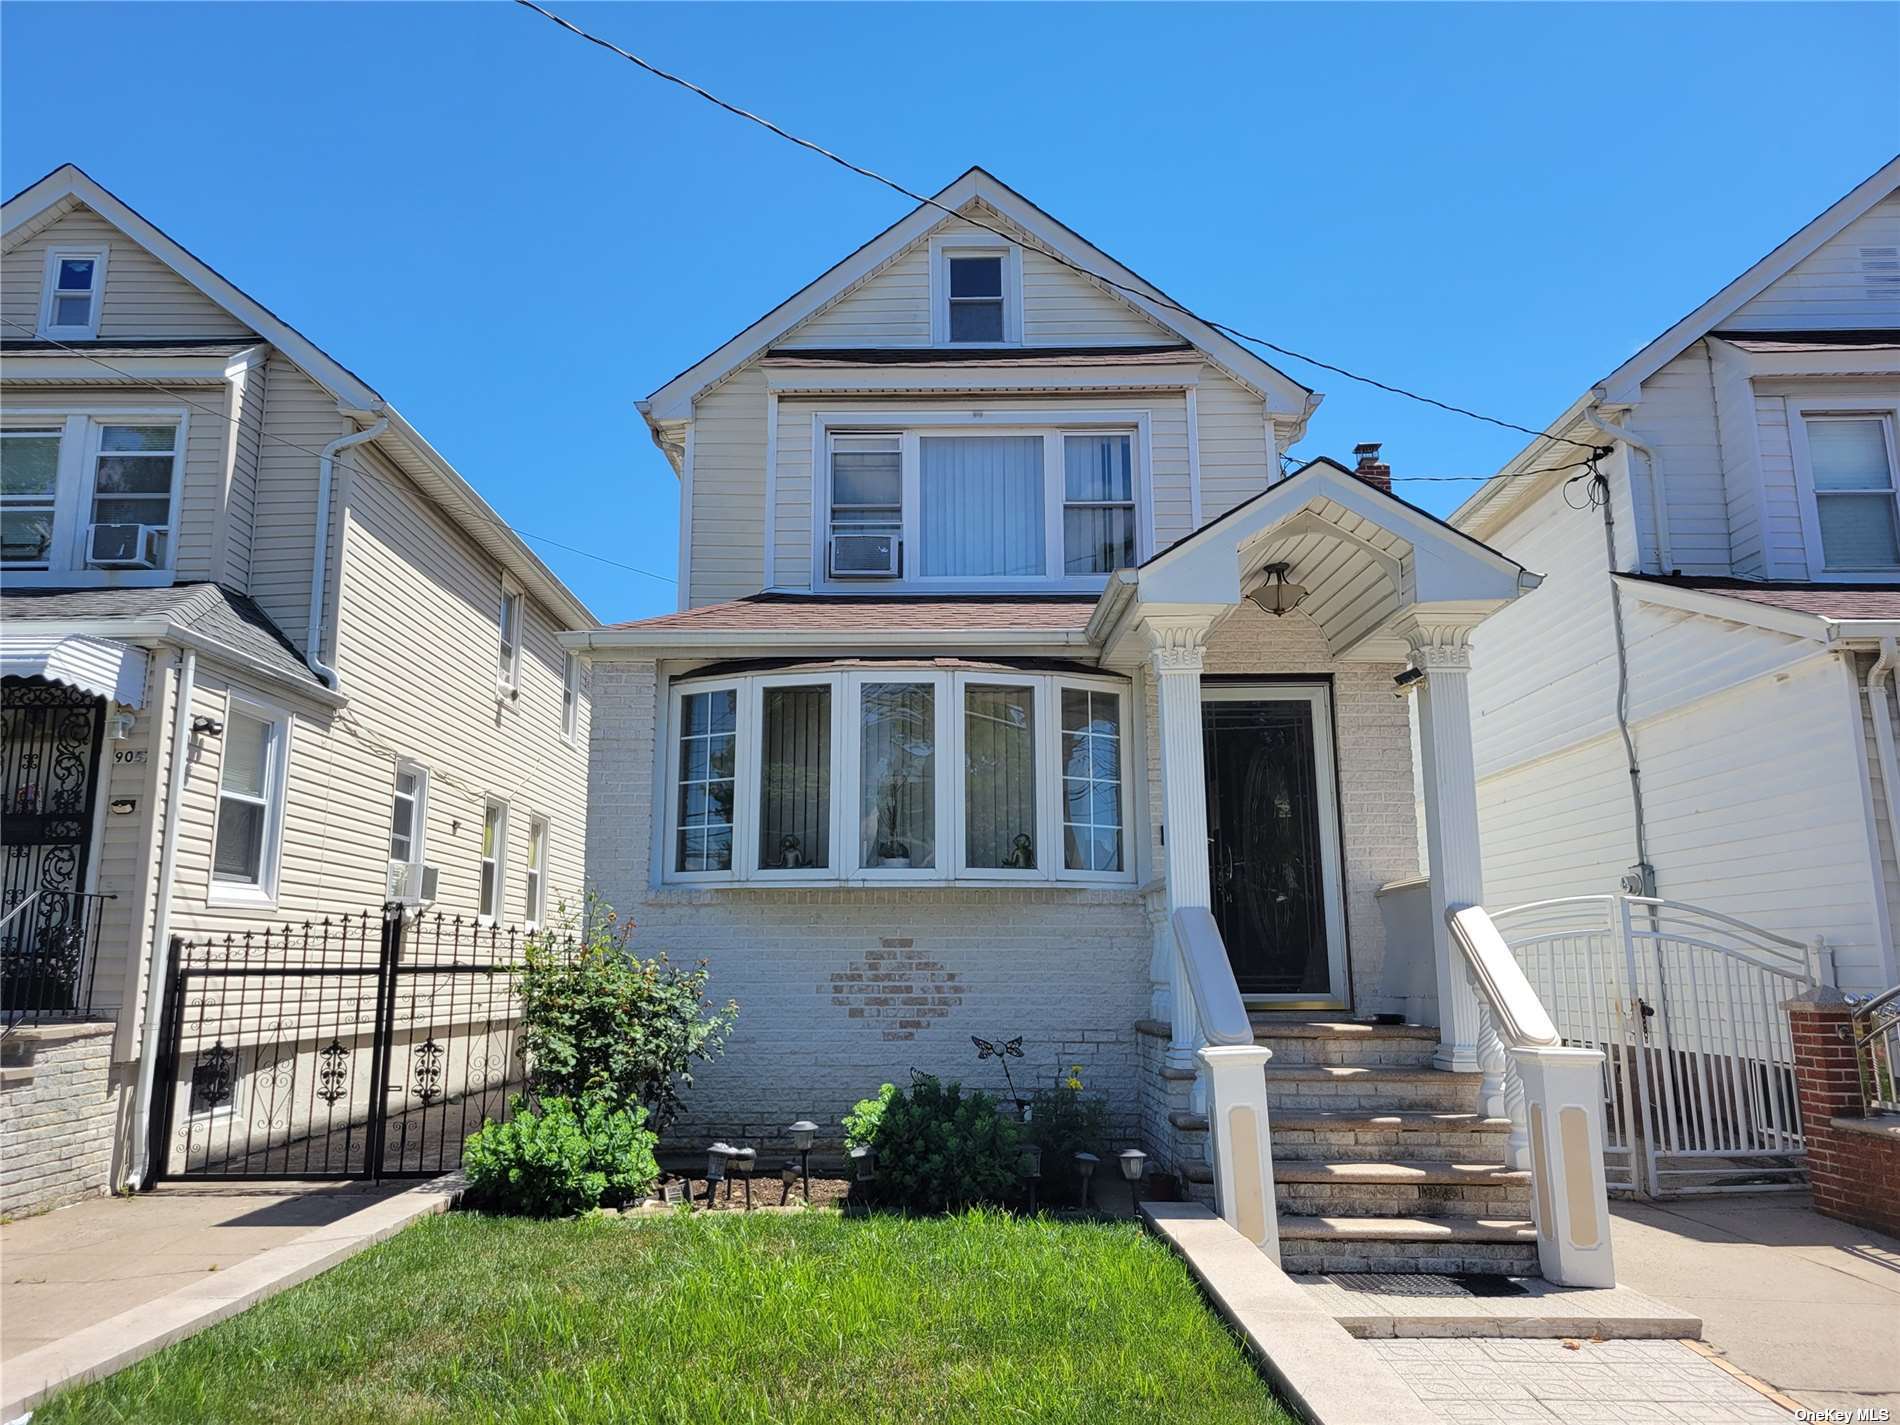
[608,593,1099,634]
[1621,574,1900,622]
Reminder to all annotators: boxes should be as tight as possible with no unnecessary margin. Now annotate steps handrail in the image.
[1171,906,1253,1047]
[1447,902,1560,1050]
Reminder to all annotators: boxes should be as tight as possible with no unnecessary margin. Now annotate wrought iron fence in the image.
[2,889,114,1032]
[152,906,575,1182]
[1854,985,1900,1115]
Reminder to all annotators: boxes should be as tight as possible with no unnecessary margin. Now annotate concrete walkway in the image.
[1610,1194,1900,1414]
[0,1182,405,1364]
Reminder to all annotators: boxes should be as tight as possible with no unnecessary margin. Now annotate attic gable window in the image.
[930,236,1021,345]
[948,256,1005,342]
[39,248,107,339]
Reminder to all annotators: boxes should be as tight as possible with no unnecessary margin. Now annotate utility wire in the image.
[0,318,676,586]
[514,0,1602,458]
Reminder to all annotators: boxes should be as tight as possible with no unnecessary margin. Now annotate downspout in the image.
[1578,407,1671,575]
[1577,407,1656,895]
[306,412,388,688]
[129,647,196,1189]
[1866,639,1900,911]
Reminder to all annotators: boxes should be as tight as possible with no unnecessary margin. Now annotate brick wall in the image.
[1787,991,1900,1237]
[585,610,1425,1158]
[1,1021,122,1217]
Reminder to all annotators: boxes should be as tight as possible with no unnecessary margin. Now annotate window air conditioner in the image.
[386,860,441,907]
[87,523,165,569]
[829,532,900,578]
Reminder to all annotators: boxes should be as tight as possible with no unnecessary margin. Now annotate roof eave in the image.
[563,626,1097,657]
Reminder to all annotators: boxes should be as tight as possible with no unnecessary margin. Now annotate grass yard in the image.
[37,1208,1291,1425]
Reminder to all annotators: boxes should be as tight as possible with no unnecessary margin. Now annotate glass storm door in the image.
[1201,684,1349,1006]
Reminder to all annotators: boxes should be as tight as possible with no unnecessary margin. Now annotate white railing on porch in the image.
[1488,895,1827,1197]
[1449,904,1616,1287]
[1167,906,1280,1263]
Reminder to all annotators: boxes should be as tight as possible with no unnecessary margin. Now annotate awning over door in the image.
[0,633,149,707]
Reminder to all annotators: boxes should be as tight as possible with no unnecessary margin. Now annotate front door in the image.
[1201,684,1349,1007]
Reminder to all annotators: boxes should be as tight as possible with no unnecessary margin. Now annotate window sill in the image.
[206,884,279,912]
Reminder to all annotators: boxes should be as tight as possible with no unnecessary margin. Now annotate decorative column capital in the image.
[1398,614,1480,672]
[1143,618,1211,675]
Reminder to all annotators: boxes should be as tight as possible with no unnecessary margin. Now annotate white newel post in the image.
[1149,620,1213,1073]
[1405,618,1485,1072]
[1198,1043,1282,1262]
[1510,1045,1617,1287]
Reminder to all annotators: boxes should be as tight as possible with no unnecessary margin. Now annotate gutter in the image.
[306,411,387,688]
[128,647,195,1189]
[561,626,1097,656]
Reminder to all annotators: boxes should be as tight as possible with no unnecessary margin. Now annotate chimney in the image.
[1352,441,1392,494]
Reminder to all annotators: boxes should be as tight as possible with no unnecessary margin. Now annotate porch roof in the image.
[1091,458,1541,663]
[0,632,148,706]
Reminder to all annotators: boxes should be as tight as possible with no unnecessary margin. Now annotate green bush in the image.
[842,1082,896,1149]
[463,1094,660,1217]
[1025,1065,1111,1205]
[519,900,737,1130]
[861,1076,1024,1213]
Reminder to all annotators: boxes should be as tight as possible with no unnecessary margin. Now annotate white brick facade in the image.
[1,1022,122,1217]
[584,605,1425,1157]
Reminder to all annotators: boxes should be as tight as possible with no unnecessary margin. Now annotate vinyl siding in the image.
[1,205,254,340]
[247,355,347,651]
[1642,345,1732,575]
[1727,193,1900,330]
[688,366,769,605]
[1194,369,1270,524]
[219,360,266,587]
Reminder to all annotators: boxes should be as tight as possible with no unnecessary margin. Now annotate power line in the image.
[0,318,676,586]
[513,0,1602,458]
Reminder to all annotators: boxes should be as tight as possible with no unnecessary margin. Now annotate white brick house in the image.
[576,171,1621,1280]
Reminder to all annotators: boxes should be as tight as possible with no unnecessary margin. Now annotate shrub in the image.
[464,1094,660,1217]
[519,900,737,1130]
[1025,1065,1111,1205]
[862,1076,1024,1213]
[842,1082,897,1150]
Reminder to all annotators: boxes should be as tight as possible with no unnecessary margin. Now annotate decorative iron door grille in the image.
[2,679,106,1013]
[152,907,553,1181]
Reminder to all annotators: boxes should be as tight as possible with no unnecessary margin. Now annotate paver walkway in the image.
[1610,1194,1900,1413]
[1373,1338,1791,1423]
[0,1182,405,1363]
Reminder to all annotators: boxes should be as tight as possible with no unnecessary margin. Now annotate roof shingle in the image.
[1621,574,1900,622]
[608,593,1099,635]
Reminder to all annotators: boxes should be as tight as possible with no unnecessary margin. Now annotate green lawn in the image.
[39,1208,1291,1425]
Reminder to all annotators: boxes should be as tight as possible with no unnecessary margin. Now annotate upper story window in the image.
[1803,413,1900,572]
[0,413,184,579]
[388,762,427,864]
[497,584,523,694]
[664,667,1133,887]
[38,247,108,339]
[930,236,1021,345]
[821,420,1147,589]
[561,652,581,742]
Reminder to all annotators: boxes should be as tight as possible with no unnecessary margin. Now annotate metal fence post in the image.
[142,937,186,1188]
[365,907,405,1181]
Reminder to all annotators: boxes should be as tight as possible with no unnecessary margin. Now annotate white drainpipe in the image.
[1578,405,1671,574]
[306,413,388,688]
[128,647,196,1189]
[1866,639,1900,904]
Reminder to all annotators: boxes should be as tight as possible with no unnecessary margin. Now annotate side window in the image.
[524,816,549,928]
[497,586,522,693]
[211,700,290,901]
[389,763,427,864]
[479,801,508,922]
[561,653,581,741]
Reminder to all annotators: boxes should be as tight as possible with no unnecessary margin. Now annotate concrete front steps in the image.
[1256,1019,1539,1277]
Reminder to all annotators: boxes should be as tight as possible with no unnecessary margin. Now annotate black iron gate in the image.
[151,907,555,1181]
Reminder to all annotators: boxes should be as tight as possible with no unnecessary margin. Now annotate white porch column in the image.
[1147,618,1213,1072]
[1404,617,1485,1072]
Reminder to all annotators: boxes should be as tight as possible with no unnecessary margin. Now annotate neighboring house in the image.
[0,165,594,1214]
[579,169,1577,1276]
[1452,155,1900,997]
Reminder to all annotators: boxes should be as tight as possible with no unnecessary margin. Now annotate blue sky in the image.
[4,3,1895,622]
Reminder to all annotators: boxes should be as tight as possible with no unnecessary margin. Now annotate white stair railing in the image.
[1448,902,1616,1288]
[1170,906,1280,1263]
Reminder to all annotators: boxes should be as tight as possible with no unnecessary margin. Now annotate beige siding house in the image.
[579,170,1631,1283]
[0,165,593,1214]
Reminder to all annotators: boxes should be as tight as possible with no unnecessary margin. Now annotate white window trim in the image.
[0,407,188,588]
[479,800,510,924]
[37,245,109,340]
[207,693,292,910]
[928,232,1022,346]
[811,408,1154,594]
[561,652,582,744]
[497,580,524,698]
[659,667,1135,889]
[524,815,550,929]
[389,759,429,866]
[1787,399,1900,580]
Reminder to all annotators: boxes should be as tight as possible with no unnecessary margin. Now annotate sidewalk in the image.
[1610,1194,1900,1413]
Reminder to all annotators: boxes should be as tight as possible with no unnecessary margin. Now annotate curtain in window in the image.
[1061,688,1122,872]
[965,684,1036,869]
[920,436,1044,577]
[1063,434,1136,573]
[859,683,935,869]
[759,685,831,869]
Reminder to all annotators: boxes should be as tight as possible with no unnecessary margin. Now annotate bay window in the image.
[664,668,1133,886]
[821,417,1148,589]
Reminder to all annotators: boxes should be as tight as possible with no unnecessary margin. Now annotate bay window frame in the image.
[660,667,1135,889]
[812,408,1154,595]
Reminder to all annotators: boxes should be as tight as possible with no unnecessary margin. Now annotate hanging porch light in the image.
[1247,562,1308,618]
